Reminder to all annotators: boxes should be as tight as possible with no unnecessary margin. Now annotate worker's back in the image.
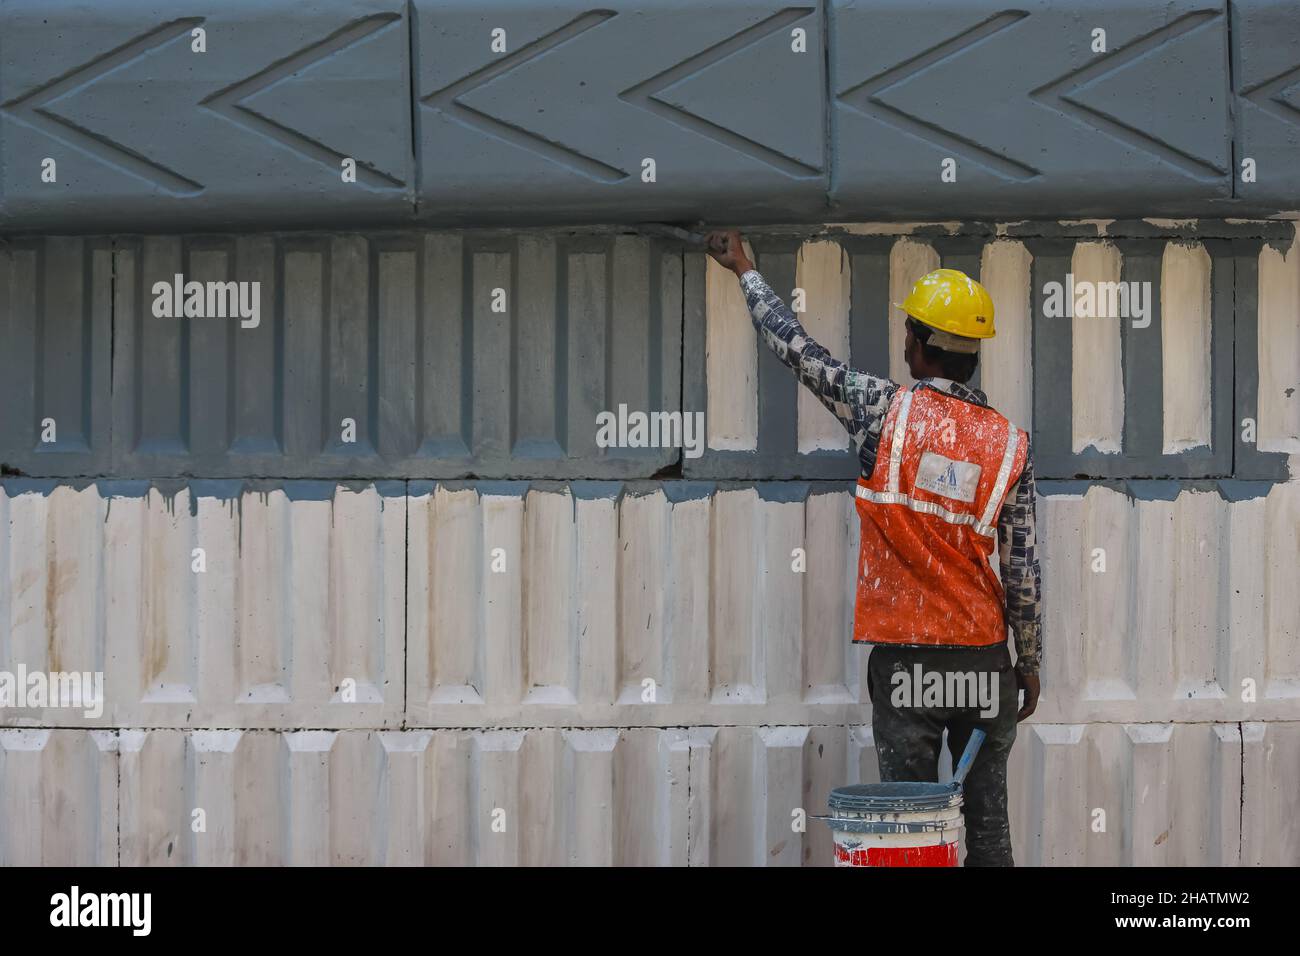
[853,384,1027,649]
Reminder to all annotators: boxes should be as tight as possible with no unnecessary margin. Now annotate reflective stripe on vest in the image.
[858,390,1019,539]
[855,484,1000,539]
[980,418,1020,530]
[887,390,913,493]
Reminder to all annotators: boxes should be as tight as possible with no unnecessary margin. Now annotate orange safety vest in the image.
[853,383,1028,648]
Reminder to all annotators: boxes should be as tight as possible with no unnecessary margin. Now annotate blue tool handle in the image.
[952,729,987,788]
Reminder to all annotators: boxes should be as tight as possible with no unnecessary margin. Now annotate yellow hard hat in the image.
[899,268,996,340]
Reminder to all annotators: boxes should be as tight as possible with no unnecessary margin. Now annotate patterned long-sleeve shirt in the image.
[739,269,1043,676]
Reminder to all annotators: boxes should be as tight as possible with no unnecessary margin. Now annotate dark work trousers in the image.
[866,643,1018,866]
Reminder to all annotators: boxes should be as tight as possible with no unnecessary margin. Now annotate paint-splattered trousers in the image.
[866,644,1020,867]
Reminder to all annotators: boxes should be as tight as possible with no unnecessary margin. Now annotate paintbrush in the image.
[633,222,710,247]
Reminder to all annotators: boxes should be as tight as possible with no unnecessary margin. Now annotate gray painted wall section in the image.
[0,0,414,232]
[0,237,113,475]
[2,0,1299,231]
[2,224,1290,482]
[411,0,827,225]
[1231,0,1300,209]
[0,232,683,478]
[829,0,1234,219]
[1029,237,1234,479]
[1030,235,1289,479]
[1231,240,1293,480]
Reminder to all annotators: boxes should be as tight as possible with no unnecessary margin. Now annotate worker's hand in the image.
[1015,671,1040,722]
[705,230,753,276]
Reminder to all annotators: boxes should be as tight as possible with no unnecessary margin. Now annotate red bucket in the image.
[824,782,963,868]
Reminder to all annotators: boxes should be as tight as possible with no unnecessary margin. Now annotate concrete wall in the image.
[0,233,683,477]
[4,221,1294,480]
[4,1,1300,231]
[686,221,1297,479]
[1,220,1298,865]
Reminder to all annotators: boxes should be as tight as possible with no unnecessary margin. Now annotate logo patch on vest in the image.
[914,451,982,503]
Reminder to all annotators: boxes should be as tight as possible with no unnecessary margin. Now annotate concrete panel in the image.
[979,240,1034,431]
[404,477,1300,727]
[0,729,117,866]
[3,5,1300,231]
[1230,0,1300,210]
[1161,243,1213,452]
[0,480,405,728]
[117,728,688,866]
[0,238,113,476]
[23,719,1299,866]
[1242,722,1300,866]
[119,728,280,866]
[1256,233,1300,453]
[1006,723,1242,866]
[412,0,826,225]
[802,490,861,706]
[705,253,758,451]
[1260,482,1300,702]
[1036,480,1300,724]
[0,0,413,232]
[1070,242,1125,454]
[1032,236,1235,478]
[794,241,851,453]
[829,0,1233,219]
[106,232,680,478]
[407,482,874,726]
[4,224,1285,483]
[1232,237,1296,479]
[2,475,1295,734]
[699,726,811,866]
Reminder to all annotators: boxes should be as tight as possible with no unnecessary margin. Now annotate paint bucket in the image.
[824,781,964,867]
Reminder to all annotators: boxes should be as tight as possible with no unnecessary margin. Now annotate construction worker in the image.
[706,230,1041,866]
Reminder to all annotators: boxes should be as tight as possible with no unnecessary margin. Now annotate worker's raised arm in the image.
[705,230,896,442]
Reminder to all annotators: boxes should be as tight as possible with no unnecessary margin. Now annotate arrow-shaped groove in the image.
[1239,61,1300,129]
[620,7,821,177]
[838,11,1039,182]
[1,18,205,195]
[1031,10,1227,179]
[201,14,406,189]
[421,11,625,184]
